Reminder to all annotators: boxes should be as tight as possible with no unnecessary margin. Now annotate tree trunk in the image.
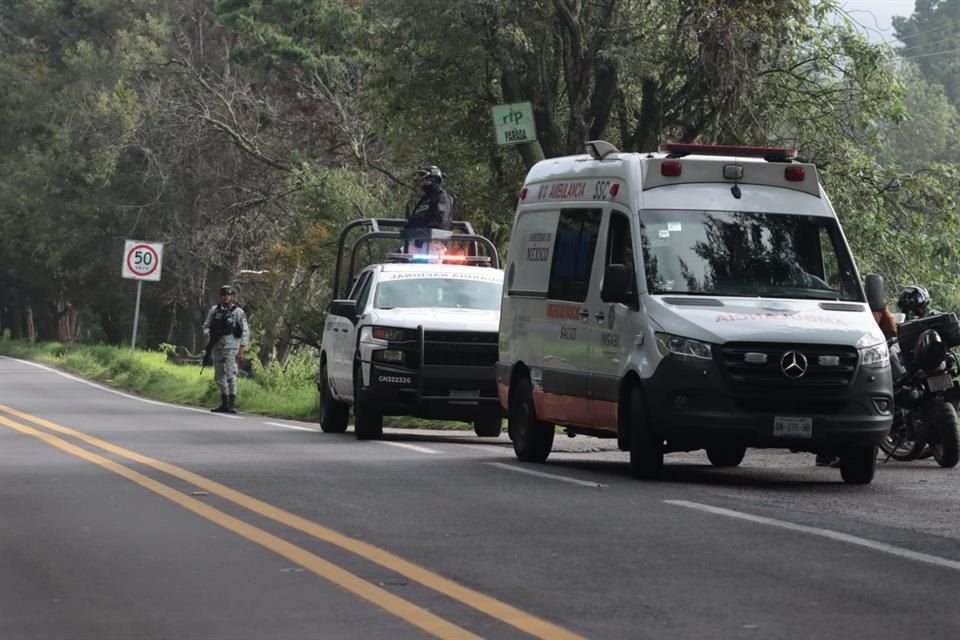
[25,304,36,343]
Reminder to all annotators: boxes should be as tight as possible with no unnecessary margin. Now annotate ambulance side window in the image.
[603,211,639,309]
[547,208,602,302]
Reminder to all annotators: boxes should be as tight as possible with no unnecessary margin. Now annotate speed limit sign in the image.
[121,240,164,281]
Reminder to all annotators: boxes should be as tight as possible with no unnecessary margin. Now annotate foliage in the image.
[2,0,960,356]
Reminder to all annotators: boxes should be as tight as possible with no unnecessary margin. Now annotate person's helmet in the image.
[897,285,930,318]
[220,284,236,296]
[416,165,444,184]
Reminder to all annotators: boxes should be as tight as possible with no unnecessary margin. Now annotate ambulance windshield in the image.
[639,210,863,301]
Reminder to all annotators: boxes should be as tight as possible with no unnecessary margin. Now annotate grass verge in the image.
[0,340,474,430]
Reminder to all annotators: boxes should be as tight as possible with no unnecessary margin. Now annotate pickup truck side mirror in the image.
[864,273,886,312]
[601,264,632,305]
[328,299,358,322]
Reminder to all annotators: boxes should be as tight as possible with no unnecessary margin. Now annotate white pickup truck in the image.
[318,219,505,440]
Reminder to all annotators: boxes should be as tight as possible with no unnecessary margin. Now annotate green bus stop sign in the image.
[492,101,537,145]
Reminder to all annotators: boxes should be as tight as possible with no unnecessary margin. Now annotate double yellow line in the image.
[0,405,585,640]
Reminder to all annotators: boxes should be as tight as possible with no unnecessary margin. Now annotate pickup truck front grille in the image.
[423,331,498,367]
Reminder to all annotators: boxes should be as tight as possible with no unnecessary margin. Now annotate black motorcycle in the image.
[881,309,960,468]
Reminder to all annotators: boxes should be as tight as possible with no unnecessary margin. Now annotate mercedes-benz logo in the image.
[780,351,808,378]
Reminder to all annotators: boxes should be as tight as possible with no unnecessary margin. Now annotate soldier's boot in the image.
[227,394,237,414]
[211,393,229,413]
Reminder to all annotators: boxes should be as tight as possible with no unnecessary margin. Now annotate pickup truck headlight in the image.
[860,341,890,368]
[655,332,713,360]
[372,326,413,342]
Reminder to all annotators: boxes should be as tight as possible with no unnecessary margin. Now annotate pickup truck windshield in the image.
[375,277,502,310]
[640,210,864,301]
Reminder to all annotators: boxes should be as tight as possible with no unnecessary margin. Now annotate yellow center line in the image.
[0,414,481,640]
[0,405,586,640]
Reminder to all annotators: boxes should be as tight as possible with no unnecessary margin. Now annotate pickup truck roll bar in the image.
[331,218,500,299]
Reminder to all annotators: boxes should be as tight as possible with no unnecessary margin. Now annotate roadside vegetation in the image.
[3,1,960,374]
[0,338,471,430]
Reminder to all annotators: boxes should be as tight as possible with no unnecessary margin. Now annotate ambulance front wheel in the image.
[509,376,554,462]
[627,384,663,480]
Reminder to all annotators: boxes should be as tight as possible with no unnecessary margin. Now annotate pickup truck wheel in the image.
[839,445,877,484]
[473,415,503,438]
[319,361,349,433]
[627,384,663,480]
[509,377,553,462]
[353,361,383,440]
[706,445,746,467]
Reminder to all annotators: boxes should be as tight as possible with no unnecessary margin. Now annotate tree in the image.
[894,0,960,108]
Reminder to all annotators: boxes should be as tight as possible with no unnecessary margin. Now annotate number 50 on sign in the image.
[122,240,164,282]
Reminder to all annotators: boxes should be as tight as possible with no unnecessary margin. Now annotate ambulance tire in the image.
[706,445,746,467]
[353,361,383,441]
[319,361,349,433]
[473,415,503,438]
[627,384,663,480]
[510,377,554,462]
[839,444,877,484]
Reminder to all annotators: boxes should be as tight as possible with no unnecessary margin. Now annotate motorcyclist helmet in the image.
[897,285,930,318]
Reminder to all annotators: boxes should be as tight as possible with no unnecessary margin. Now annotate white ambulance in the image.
[496,141,893,484]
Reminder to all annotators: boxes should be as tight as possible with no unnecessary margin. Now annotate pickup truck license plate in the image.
[927,372,954,393]
[774,416,812,438]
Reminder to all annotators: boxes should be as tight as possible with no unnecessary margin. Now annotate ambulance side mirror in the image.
[864,274,886,312]
[601,264,631,305]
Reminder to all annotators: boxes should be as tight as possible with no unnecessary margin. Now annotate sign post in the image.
[491,101,537,146]
[121,240,164,352]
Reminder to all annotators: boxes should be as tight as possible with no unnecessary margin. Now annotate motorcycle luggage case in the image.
[896,312,960,364]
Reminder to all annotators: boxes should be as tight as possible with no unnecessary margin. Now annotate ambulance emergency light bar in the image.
[658,142,798,162]
[657,142,807,182]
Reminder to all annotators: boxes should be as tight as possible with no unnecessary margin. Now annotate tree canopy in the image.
[2,0,959,361]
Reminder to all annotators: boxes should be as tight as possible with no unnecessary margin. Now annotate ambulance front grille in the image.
[719,343,858,388]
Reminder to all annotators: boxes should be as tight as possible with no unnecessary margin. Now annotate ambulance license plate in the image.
[928,372,954,393]
[774,416,812,438]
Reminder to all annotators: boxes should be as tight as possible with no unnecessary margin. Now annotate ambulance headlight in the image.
[860,341,890,369]
[655,332,713,360]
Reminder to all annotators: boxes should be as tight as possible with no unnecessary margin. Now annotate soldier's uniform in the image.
[203,286,250,413]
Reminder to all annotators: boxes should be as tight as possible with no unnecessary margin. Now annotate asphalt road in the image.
[2,355,960,640]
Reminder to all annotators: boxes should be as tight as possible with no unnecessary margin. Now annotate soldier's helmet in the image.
[220,284,236,296]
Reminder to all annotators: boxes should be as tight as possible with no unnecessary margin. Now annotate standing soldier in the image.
[202,284,250,413]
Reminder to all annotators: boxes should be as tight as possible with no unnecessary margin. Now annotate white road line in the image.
[665,500,960,573]
[378,441,442,455]
[1,356,243,419]
[486,462,606,488]
[263,421,319,433]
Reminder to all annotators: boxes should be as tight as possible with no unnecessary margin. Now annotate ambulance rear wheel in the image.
[473,415,503,438]
[509,377,553,462]
[706,445,746,467]
[839,445,877,484]
[627,384,663,480]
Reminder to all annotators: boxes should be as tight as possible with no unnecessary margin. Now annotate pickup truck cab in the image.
[319,219,505,439]
[496,141,894,484]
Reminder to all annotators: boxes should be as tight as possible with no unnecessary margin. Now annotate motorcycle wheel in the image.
[929,400,960,468]
[879,412,925,461]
